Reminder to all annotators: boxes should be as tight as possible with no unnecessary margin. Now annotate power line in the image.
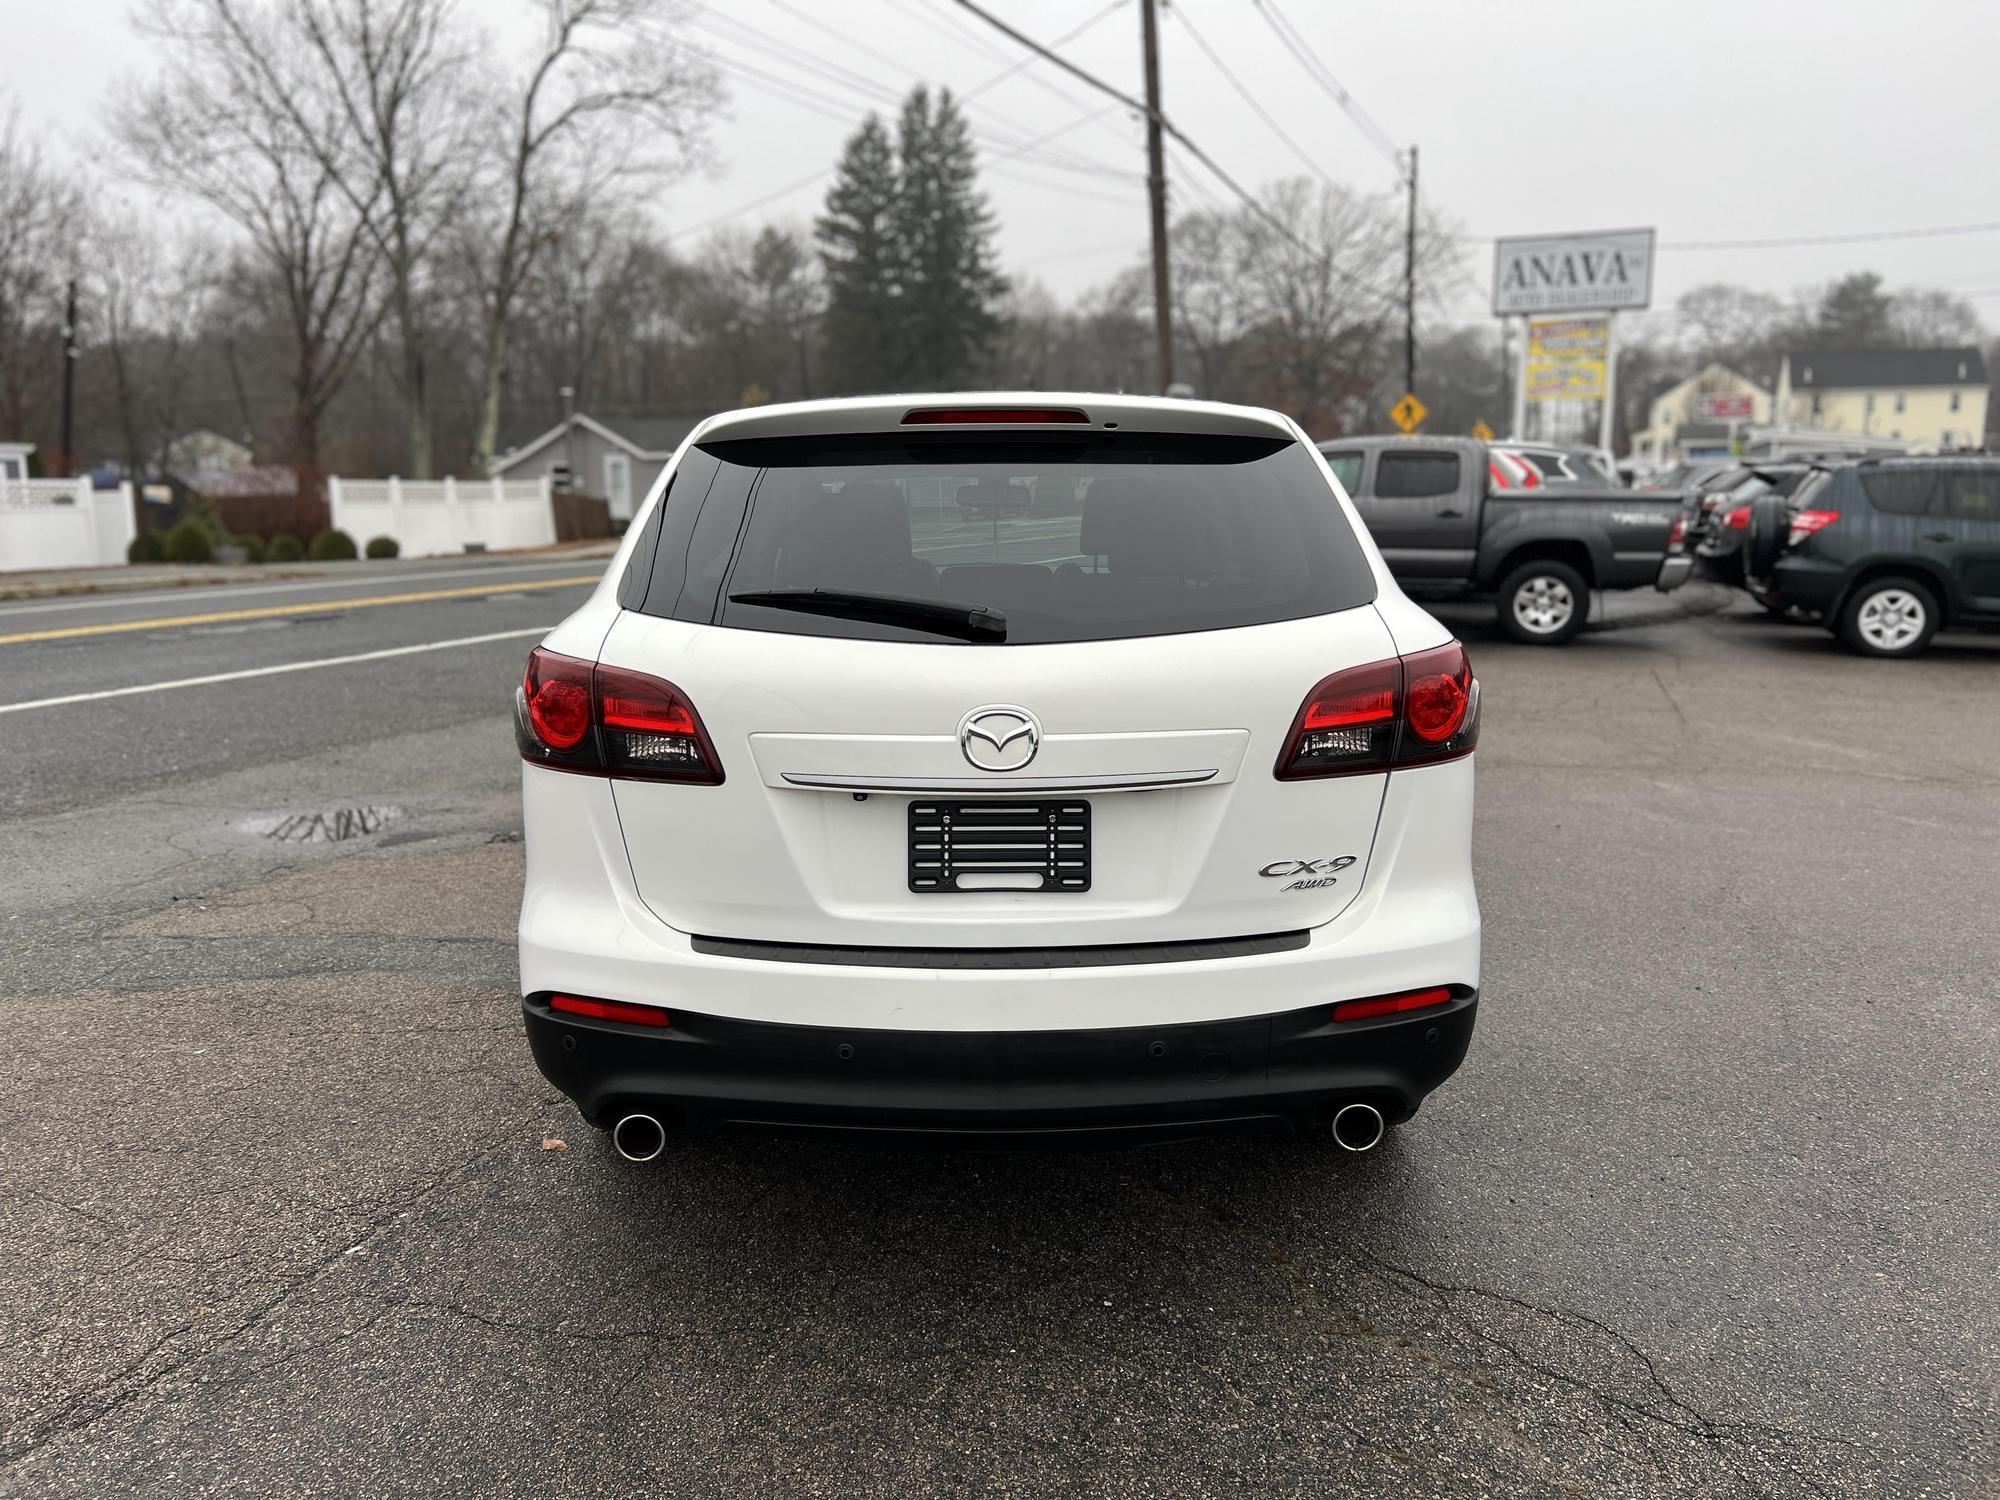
[667,166,836,243]
[1448,219,2000,250]
[692,12,1139,185]
[1663,220,2000,251]
[698,57,1143,219]
[757,0,1132,161]
[1168,4,1332,190]
[948,0,1316,259]
[959,1,1130,105]
[1248,0,1404,177]
[665,7,1143,246]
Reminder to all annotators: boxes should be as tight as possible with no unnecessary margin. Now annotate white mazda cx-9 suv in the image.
[516,395,1480,1157]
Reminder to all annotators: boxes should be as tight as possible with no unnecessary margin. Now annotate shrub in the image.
[308,528,358,561]
[267,533,304,562]
[364,534,400,559]
[163,517,215,564]
[127,530,164,564]
[238,534,267,563]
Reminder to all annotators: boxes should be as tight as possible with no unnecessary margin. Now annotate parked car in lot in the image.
[1742,455,2000,656]
[1496,442,1618,487]
[1318,435,1691,644]
[517,395,1482,1155]
[1696,462,1829,586]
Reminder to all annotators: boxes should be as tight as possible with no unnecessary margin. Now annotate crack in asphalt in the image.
[0,1106,549,1473]
[1132,1170,1874,1498]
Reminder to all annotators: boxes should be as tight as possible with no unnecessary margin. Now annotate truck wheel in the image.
[1837,576,1938,658]
[1498,560,1589,645]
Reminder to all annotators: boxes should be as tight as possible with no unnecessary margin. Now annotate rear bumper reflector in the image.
[551,993,671,1028]
[1331,986,1455,1024]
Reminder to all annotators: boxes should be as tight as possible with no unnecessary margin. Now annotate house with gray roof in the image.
[490,411,712,523]
[1774,347,1988,451]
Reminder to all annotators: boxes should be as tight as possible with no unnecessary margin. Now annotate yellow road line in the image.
[0,575,601,647]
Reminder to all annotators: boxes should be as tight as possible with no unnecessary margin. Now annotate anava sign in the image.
[1492,228,1655,316]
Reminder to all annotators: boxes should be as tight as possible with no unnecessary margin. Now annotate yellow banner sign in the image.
[1525,316,1609,402]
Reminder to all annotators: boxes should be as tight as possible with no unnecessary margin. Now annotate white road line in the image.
[0,560,605,620]
[0,626,548,717]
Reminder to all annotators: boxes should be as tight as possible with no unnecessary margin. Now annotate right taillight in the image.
[1787,509,1840,547]
[1724,504,1752,530]
[516,646,724,784]
[1276,642,1479,780]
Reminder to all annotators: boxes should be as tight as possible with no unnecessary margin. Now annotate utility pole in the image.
[58,279,78,478]
[1403,146,1417,399]
[1140,0,1173,394]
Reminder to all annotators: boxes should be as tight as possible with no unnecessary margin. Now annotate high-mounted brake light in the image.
[1332,987,1454,1024]
[1787,509,1840,547]
[901,406,1091,425]
[1276,641,1478,779]
[517,647,724,784]
[550,993,671,1028]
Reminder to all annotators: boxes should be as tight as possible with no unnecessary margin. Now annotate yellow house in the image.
[1774,347,1988,452]
[1632,363,1772,464]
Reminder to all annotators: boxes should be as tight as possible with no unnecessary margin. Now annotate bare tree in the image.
[121,1,387,506]
[294,0,476,478]
[1169,209,1251,400]
[465,0,720,472]
[86,215,220,476]
[0,104,82,444]
[1887,288,1982,348]
[1233,180,1400,434]
[136,0,476,478]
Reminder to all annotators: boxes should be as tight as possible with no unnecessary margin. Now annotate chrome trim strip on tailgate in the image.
[778,769,1218,794]
[690,930,1311,969]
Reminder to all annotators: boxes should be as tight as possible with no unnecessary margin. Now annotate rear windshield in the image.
[630,431,1376,644]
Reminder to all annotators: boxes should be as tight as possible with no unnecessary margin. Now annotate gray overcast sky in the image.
[10,0,2000,338]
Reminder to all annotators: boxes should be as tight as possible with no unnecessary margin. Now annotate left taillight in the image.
[516,646,724,784]
[1276,641,1479,780]
[1787,509,1839,548]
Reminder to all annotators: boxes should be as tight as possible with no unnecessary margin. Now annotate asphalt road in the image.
[0,564,1994,1499]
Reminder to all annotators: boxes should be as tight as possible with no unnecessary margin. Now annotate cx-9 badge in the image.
[1260,855,1357,891]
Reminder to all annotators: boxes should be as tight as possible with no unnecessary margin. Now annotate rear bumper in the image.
[519,758,1480,1034]
[1766,555,1846,614]
[1655,554,1695,592]
[524,990,1477,1143]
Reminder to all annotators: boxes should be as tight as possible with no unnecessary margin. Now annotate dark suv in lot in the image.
[1746,456,2000,657]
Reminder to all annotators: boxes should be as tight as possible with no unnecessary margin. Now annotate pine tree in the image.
[815,115,904,394]
[894,87,1006,389]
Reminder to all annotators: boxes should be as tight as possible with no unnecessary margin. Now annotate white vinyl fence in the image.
[328,475,556,559]
[0,479,137,572]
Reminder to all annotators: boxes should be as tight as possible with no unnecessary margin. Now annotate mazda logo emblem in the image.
[958,705,1041,772]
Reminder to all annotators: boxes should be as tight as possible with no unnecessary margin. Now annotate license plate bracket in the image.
[908,800,1091,893]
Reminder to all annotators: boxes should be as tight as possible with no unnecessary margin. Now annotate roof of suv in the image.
[693,393,1299,446]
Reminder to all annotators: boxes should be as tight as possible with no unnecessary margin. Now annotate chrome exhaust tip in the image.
[1330,1102,1385,1153]
[611,1112,667,1163]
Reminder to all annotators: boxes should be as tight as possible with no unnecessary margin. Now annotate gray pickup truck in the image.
[1318,435,1693,644]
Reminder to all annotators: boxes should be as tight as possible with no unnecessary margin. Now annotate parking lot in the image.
[1,561,1994,1498]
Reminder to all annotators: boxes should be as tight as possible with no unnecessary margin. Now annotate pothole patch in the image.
[239,804,405,844]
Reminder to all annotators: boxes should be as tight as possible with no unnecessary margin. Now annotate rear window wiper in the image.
[728,588,1008,643]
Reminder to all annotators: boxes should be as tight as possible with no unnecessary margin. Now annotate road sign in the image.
[1470,419,1495,442]
[1390,393,1428,434]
